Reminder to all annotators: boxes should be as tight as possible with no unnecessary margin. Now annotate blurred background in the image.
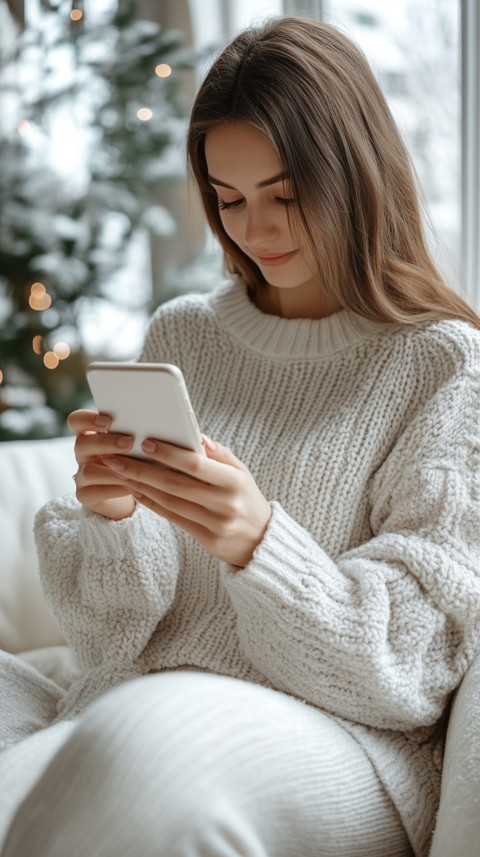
[0,0,478,440]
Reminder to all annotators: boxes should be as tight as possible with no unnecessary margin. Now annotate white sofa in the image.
[0,437,83,688]
[0,436,479,856]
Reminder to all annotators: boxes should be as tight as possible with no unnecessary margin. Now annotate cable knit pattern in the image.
[30,277,480,856]
[33,496,180,713]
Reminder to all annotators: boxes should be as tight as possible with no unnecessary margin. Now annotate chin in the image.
[265,275,318,291]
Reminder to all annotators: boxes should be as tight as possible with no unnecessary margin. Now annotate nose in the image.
[243,203,278,248]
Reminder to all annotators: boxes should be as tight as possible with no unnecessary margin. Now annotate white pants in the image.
[2,672,412,857]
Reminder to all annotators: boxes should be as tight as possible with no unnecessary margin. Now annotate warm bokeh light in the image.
[0,369,3,385]
[53,341,71,360]
[137,107,153,121]
[31,282,46,297]
[17,119,31,136]
[29,293,52,311]
[32,335,44,354]
[70,9,83,22]
[29,283,51,310]
[155,63,172,78]
[43,351,60,369]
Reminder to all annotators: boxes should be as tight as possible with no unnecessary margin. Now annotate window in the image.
[323,0,462,295]
[461,0,480,311]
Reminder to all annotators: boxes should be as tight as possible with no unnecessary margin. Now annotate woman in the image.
[2,16,479,857]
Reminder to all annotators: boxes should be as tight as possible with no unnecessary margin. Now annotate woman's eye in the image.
[276,197,296,206]
[217,195,296,210]
[218,198,243,211]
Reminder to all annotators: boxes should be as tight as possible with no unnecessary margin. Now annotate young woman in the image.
[2,16,479,857]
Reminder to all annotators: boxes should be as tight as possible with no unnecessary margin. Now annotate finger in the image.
[201,436,248,471]
[75,461,132,488]
[139,486,221,530]
[74,463,134,506]
[136,440,244,487]
[119,475,228,530]
[68,409,112,434]
[75,431,134,465]
[76,483,134,507]
[118,463,233,515]
[134,492,215,546]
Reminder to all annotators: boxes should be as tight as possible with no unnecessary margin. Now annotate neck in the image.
[253,281,343,320]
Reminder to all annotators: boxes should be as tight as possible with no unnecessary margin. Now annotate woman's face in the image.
[204,122,338,318]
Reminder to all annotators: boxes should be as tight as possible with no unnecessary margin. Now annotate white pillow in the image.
[429,651,480,857]
[0,436,76,653]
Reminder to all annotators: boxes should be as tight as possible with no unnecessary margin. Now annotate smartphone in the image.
[86,362,205,462]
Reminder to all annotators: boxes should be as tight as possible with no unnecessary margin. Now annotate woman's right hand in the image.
[68,409,136,520]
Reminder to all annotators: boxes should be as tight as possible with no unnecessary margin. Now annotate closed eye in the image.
[218,196,296,211]
[218,198,243,211]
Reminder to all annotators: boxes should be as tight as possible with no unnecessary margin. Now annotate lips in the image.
[255,250,298,267]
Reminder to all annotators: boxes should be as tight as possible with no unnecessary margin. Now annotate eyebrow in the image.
[207,171,288,190]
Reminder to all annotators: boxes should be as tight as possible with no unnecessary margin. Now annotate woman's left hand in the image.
[102,437,272,567]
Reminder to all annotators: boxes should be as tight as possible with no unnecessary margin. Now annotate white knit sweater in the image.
[35,278,480,857]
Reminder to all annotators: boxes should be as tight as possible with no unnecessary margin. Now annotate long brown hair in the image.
[187,16,480,329]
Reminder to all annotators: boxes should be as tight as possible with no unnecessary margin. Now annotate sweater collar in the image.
[209,277,389,360]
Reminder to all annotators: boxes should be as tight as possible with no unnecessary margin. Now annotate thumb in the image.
[201,435,246,471]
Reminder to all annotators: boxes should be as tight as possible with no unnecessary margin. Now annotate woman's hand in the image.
[102,436,272,567]
[68,409,137,520]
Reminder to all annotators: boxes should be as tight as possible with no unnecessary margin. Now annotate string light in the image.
[0,370,3,385]
[29,295,51,310]
[137,108,153,121]
[32,335,44,354]
[33,336,70,362]
[70,9,83,22]
[29,283,52,311]
[17,119,31,136]
[53,341,70,360]
[43,351,59,369]
[31,282,46,296]
[155,64,172,78]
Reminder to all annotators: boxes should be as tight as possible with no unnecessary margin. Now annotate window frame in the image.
[461,0,480,310]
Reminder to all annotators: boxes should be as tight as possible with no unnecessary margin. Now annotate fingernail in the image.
[116,435,133,449]
[103,456,125,471]
[202,435,216,451]
[94,415,111,428]
[142,440,156,453]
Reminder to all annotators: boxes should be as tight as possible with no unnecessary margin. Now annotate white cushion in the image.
[0,437,76,653]
[429,650,480,857]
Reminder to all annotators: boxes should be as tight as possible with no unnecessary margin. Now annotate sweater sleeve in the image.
[221,354,480,732]
[34,495,180,668]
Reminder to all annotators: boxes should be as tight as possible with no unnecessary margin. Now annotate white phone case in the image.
[86,362,205,460]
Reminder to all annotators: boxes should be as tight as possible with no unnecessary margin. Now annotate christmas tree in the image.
[0,0,196,440]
